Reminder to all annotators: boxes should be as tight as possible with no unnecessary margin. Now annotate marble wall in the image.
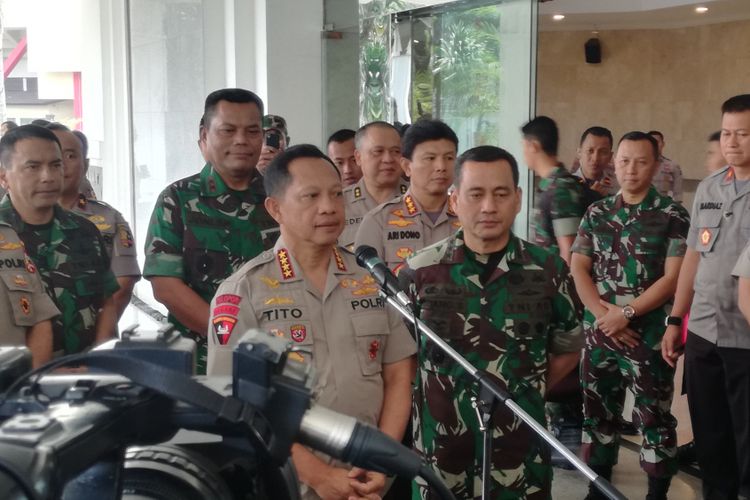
[537,19,750,183]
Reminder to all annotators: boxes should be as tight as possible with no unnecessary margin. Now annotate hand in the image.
[256,146,280,175]
[661,325,685,368]
[590,180,609,196]
[348,467,386,498]
[595,300,630,336]
[608,327,641,349]
[310,465,356,500]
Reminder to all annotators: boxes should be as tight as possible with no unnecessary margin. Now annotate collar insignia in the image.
[277,248,295,279]
[333,248,347,271]
[404,195,418,215]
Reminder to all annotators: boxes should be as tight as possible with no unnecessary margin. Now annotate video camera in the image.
[0,326,453,500]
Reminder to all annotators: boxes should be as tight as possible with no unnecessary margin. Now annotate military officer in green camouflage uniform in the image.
[0,221,59,367]
[144,89,279,374]
[340,121,409,249]
[399,146,583,499]
[570,132,690,500]
[0,125,119,356]
[48,124,140,318]
[521,116,585,265]
[355,119,459,274]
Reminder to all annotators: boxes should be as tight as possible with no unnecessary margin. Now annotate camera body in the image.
[0,326,313,500]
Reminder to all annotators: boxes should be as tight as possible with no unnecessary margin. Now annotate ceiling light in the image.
[695,6,708,13]
[553,14,565,21]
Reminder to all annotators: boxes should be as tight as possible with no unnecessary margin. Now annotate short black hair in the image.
[327,128,355,146]
[647,130,664,140]
[401,119,458,160]
[618,131,659,160]
[264,144,340,197]
[202,88,264,129]
[45,122,71,132]
[521,116,559,156]
[354,121,399,149]
[1,121,18,130]
[30,119,51,127]
[73,130,89,158]
[722,94,750,114]
[709,130,721,142]
[455,145,519,188]
[579,126,613,148]
[0,125,62,168]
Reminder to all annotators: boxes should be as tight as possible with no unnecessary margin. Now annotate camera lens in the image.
[122,445,233,500]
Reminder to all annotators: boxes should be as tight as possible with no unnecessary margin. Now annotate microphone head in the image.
[355,245,379,269]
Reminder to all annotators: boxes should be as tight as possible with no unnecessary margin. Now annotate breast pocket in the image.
[351,312,390,376]
[694,211,723,254]
[0,273,37,327]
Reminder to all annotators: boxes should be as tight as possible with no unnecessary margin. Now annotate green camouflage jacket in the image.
[533,165,585,254]
[0,197,119,355]
[399,230,583,499]
[143,164,279,337]
[571,186,690,346]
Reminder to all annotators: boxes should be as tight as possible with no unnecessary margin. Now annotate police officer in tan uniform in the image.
[662,94,750,499]
[207,144,416,500]
[47,124,140,318]
[355,119,459,274]
[340,122,409,249]
[0,222,59,367]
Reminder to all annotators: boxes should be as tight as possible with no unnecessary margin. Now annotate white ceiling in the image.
[539,0,750,31]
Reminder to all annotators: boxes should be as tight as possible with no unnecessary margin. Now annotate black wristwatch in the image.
[665,315,683,327]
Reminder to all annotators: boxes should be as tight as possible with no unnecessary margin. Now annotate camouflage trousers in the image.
[412,374,552,500]
[580,332,678,477]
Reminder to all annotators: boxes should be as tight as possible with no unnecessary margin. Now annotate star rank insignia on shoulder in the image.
[277,248,295,279]
[332,248,347,271]
[404,195,418,215]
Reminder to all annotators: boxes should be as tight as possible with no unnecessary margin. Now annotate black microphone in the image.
[299,405,421,478]
[355,245,412,307]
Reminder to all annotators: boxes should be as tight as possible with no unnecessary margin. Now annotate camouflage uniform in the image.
[652,156,683,203]
[0,198,119,355]
[571,186,690,477]
[340,177,409,249]
[354,191,460,274]
[399,231,583,499]
[0,222,60,346]
[143,164,279,373]
[532,165,585,255]
[73,194,140,278]
[206,236,416,500]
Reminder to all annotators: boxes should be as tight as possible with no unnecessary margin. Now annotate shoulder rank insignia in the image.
[332,248,347,271]
[277,248,295,279]
[404,195,418,215]
[400,184,407,194]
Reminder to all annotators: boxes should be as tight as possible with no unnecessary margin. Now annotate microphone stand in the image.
[383,292,626,500]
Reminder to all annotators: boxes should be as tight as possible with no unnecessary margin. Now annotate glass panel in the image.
[376,0,536,235]
[129,0,205,263]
